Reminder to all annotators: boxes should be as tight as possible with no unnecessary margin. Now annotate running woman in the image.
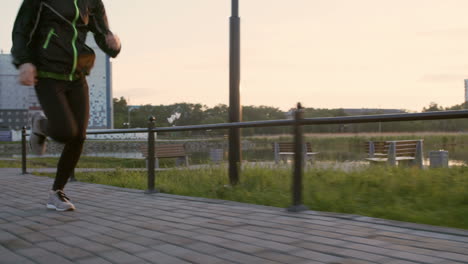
[12,0,121,211]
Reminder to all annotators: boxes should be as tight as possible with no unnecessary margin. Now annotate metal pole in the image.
[145,116,158,194]
[21,126,27,174]
[229,0,242,185]
[288,103,308,212]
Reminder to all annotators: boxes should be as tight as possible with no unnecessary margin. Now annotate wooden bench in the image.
[141,143,189,168]
[365,140,423,168]
[273,142,319,165]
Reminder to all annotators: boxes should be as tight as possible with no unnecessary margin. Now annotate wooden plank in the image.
[366,158,388,162]
[395,157,415,161]
[274,142,313,152]
[279,152,319,155]
[366,157,415,162]
[141,144,187,158]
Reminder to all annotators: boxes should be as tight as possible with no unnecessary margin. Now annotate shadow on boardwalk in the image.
[1,168,468,264]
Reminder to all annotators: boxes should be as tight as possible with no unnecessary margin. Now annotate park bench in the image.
[273,142,319,165]
[141,143,189,168]
[365,140,423,168]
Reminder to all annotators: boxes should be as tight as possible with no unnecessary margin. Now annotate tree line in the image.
[113,97,468,135]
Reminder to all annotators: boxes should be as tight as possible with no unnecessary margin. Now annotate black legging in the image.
[35,77,89,191]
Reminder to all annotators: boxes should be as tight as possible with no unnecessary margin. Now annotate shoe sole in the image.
[46,204,75,211]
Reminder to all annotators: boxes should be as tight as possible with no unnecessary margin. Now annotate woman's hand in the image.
[106,33,121,51]
[19,63,37,86]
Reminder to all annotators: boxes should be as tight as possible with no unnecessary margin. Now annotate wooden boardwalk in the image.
[1,168,468,264]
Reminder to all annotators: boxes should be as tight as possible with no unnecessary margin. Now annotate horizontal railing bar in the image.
[151,110,468,133]
[80,110,468,135]
[82,120,294,135]
[86,128,148,135]
[301,110,468,125]
[154,120,294,132]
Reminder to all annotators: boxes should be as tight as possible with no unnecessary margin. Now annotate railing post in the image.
[288,103,308,212]
[21,126,27,175]
[228,0,242,186]
[145,116,158,194]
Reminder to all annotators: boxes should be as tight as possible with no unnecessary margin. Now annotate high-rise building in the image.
[0,33,113,130]
[465,79,468,103]
[86,34,114,129]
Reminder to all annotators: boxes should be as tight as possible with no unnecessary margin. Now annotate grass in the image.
[0,156,150,169]
[2,132,468,229]
[305,166,468,229]
[34,165,468,230]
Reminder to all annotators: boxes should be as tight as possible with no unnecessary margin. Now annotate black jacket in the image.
[11,0,121,81]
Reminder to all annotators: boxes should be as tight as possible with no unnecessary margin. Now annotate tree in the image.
[113,99,468,134]
[129,105,157,128]
[202,104,228,124]
[113,97,128,128]
[423,102,443,112]
[242,105,289,135]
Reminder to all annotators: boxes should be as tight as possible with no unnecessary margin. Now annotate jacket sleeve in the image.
[88,0,121,58]
[11,0,42,68]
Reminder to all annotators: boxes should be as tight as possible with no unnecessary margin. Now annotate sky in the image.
[2,0,468,111]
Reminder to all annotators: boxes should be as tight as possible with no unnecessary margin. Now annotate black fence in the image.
[21,104,468,212]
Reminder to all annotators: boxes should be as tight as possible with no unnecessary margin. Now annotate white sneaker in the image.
[30,112,47,155]
[46,190,75,211]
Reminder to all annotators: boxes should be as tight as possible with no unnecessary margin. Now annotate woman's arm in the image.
[12,0,41,85]
[88,0,121,58]
[11,0,41,68]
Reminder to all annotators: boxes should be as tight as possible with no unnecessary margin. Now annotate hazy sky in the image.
[2,0,468,111]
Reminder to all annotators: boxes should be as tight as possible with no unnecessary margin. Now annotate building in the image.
[86,34,114,129]
[465,79,468,103]
[0,53,40,130]
[0,33,113,130]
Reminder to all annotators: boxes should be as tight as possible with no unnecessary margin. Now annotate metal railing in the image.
[21,104,468,212]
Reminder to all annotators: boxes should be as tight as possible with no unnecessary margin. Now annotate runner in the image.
[11,0,121,211]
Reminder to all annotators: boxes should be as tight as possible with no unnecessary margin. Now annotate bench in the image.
[141,143,189,168]
[273,142,319,165]
[365,140,423,168]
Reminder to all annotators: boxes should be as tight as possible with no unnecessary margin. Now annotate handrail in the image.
[20,107,468,212]
[85,110,468,135]
[301,110,468,125]
[86,128,148,135]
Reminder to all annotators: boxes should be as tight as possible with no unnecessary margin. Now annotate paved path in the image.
[1,168,468,264]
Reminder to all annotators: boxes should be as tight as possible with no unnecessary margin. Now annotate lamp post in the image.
[126,106,137,128]
[228,0,241,185]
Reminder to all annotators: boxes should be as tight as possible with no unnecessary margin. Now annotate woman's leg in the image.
[34,78,89,191]
[35,79,79,143]
[54,78,90,190]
